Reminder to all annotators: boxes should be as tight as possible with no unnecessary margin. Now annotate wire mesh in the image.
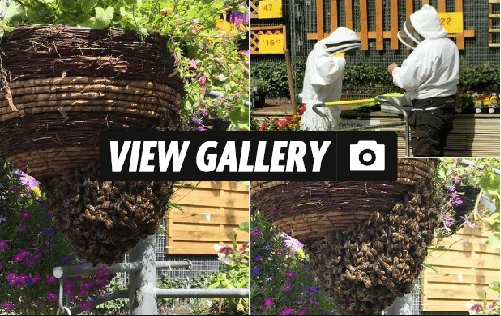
[251,0,500,99]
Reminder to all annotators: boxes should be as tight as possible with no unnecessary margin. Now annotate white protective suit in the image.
[300,28,361,131]
[392,5,459,100]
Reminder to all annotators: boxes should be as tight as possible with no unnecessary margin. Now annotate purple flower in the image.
[80,301,92,310]
[0,216,7,223]
[199,76,207,85]
[286,271,296,279]
[47,292,58,301]
[307,286,319,295]
[450,192,458,199]
[265,276,273,283]
[453,198,464,206]
[197,126,207,131]
[454,177,462,185]
[31,274,41,283]
[24,256,37,266]
[13,249,30,263]
[461,215,474,228]
[263,245,270,251]
[63,279,73,291]
[218,95,225,102]
[250,229,263,238]
[0,239,8,250]
[19,174,39,189]
[442,214,453,227]
[18,222,27,232]
[444,184,455,192]
[201,108,210,116]
[6,272,18,285]
[264,298,274,307]
[251,267,261,275]
[35,300,43,308]
[297,309,307,315]
[236,92,242,98]
[189,59,197,69]
[46,274,58,285]
[276,249,284,255]
[253,255,263,262]
[2,301,13,310]
[80,289,89,297]
[280,307,294,315]
[22,211,32,220]
[33,252,43,260]
[61,255,71,264]
[283,283,292,291]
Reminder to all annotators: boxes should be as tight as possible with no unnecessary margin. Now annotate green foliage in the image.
[250,210,336,315]
[2,0,249,129]
[208,223,249,314]
[250,77,268,95]
[459,63,500,94]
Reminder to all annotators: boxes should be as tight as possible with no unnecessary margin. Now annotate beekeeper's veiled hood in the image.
[398,4,447,49]
[315,27,361,53]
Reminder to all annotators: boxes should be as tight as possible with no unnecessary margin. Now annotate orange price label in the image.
[258,0,282,19]
[259,34,285,54]
[438,12,463,33]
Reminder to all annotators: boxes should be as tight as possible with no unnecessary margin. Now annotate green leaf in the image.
[487,232,500,248]
[489,280,500,292]
[94,6,114,28]
[238,221,249,233]
[80,0,98,14]
[3,1,24,24]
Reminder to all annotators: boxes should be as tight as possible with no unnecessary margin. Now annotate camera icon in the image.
[350,140,385,171]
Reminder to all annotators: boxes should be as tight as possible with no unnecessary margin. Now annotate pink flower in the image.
[31,274,41,283]
[46,274,58,285]
[200,86,207,95]
[236,92,241,98]
[201,108,210,116]
[2,301,13,309]
[46,292,58,301]
[22,211,32,220]
[13,249,29,263]
[189,59,197,69]
[286,271,296,279]
[264,298,274,307]
[0,239,8,250]
[199,76,207,85]
[18,222,27,232]
[280,307,294,315]
[218,95,225,102]
[80,301,92,310]
[284,283,292,291]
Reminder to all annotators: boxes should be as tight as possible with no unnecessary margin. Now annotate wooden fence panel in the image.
[421,222,500,312]
[306,0,475,50]
[166,181,249,255]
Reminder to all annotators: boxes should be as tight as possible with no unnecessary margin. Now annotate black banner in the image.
[99,131,397,181]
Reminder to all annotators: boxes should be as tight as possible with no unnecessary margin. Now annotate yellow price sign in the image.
[259,34,285,54]
[438,12,464,34]
[258,0,282,19]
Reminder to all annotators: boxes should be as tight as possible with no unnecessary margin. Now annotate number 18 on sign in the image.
[259,34,285,54]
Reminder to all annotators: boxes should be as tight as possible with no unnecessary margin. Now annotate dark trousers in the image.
[409,96,455,157]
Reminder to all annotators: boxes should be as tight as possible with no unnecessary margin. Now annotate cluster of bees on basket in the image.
[307,177,438,315]
[42,161,173,265]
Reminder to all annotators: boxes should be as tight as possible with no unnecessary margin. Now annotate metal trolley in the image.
[312,94,413,156]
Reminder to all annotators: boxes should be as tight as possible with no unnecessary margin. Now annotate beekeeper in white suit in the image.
[388,4,459,157]
[300,27,361,131]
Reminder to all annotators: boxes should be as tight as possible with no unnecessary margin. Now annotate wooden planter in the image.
[0,25,184,179]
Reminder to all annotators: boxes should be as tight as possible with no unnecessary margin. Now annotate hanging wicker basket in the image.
[0,25,184,179]
[0,25,184,264]
[251,158,437,243]
[251,158,439,314]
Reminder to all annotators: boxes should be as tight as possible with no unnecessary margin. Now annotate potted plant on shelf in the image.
[250,78,268,108]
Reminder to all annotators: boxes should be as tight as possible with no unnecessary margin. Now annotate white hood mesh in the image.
[316,27,361,53]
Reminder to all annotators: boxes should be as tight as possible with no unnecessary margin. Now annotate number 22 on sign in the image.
[258,0,282,18]
[259,34,285,54]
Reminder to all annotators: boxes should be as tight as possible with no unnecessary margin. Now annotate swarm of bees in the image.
[41,161,173,265]
[306,176,438,315]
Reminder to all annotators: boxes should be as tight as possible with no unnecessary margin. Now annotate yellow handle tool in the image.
[323,98,376,109]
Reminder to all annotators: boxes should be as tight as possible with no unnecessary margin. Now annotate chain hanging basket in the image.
[251,158,439,314]
[0,25,184,264]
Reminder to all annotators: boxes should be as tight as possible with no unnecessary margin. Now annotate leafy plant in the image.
[459,62,500,94]
[1,0,250,130]
[250,210,336,315]
[250,77,268,95]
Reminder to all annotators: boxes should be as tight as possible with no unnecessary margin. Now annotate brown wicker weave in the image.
[250,158,436,242]
[0,25,183,178]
